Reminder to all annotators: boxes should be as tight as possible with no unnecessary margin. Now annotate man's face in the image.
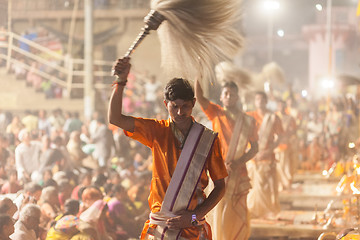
[255,94,267,110]
[220,87,239,108]
[164,99,195,124]
[25,211,40,230]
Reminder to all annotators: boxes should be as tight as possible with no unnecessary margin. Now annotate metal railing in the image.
[0,30,146,98]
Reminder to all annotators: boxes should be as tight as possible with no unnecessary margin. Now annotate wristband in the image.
[112,78,127,87]
[191,213,199,226]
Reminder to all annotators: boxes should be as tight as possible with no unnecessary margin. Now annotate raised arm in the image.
[194,79,210,110]
[108,57,135,133]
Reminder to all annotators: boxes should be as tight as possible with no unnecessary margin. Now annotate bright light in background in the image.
[277,29,284,37]
[321,77,335,89]
[263,0,280,12]
[349,142,356,149]
[301,90,308,98]
[315,4,323,11]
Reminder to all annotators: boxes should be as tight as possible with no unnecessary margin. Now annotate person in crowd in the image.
[37,135,64,178]
[39,186,61,228]
[71,172,92,200]
[109,57,227,239]
[275,99,297,191]
[66,131,87,169]
[45,215,81,240]
[57,179,73,208]
[303,135,324,171]
[21,110,38,133]
[51,136,72,172]
[0,135,10,170]
[63,112,83,135]
[13,182,42,217]
[79,186,103,214]
[48,109,65,133]
[0,214,15,240]
[6,116,23,145]
[195,78,258,240]
[79,199,113,240]
[1,169,22,194]
[246,91,284,219]
[38,110,51,136]
[10,204,41,240]
[14,129,42,182]
[91,117,114,168]
[107,184,139,239]
[0,198,18,217]
[306,111,325,145]
[143,75,161,117]
[26,62,43,91]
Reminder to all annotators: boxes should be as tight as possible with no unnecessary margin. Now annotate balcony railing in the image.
[0,30,146,98]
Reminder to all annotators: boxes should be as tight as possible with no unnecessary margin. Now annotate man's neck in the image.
[224,105,240,114]
[175,118,193,136]
[256,108,267,116]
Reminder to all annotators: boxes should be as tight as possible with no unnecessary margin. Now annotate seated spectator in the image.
[10,204,41,240]
[0,135,10,167]
[0,214,15,240]
[26,62,43,91]
[71,172,92,200]
[45,215,81,240]
[39,186,60,228]
[6,116,23,145]
[0,198,18,217]
[80,200,113,240]
[79,186,103,214]
[59,199,80,219]
[107,184,138,239]
[11,57,27,80]
[57,179,73,208]
[66,131,87,168]
[13,182,42,218]
[1,170,22,194]
[14,129,42,183]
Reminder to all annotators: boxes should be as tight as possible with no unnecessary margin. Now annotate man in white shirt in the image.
[14,129,42,182]
[10,204,41,240]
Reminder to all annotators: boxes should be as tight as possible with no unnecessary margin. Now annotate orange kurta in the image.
[125,118,228,239]
[247,111,284,158]
[202,102,258,240]
[202,102,258,176]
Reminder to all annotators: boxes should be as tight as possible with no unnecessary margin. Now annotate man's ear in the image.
[192,98,196,107]
[163,100,168,108]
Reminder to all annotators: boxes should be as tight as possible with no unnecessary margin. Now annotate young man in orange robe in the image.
[246,91,284,219]
[195,79,258,240]
[108,57,228,240]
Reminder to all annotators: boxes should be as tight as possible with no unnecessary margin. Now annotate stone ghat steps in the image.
[0,67,84,113]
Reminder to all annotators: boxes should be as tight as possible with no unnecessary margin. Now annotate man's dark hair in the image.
[0,214,12,229]
[0,198,13,214]
[222,81,238,92]
[164,78,194,101]
[63,199,80,216]
[255,91,268,102]
[24,182,42,194]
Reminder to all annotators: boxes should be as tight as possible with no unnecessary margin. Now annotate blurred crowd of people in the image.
[0,106,154,239]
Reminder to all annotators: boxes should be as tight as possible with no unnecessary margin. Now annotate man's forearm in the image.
[194,79,210,110]
[194,178,225,219]
[108,85,135,132]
